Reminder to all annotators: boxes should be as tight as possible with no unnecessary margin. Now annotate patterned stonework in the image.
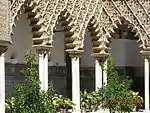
[9,0,150,56]
[0,0,11,46]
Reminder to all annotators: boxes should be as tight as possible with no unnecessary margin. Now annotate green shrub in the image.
[6,51,57,113]
[53,94,75,110]
[100,57,141,113]
[80,90,102,112]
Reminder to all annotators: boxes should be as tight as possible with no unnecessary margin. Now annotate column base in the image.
[137,109,150,113]
[72,109,81,113]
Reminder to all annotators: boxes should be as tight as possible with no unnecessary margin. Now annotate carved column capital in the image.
[92,53,109,63]
[36,49,50,55]
[33,45,52,55]
[140,49,150,60]
[66,49,83,59]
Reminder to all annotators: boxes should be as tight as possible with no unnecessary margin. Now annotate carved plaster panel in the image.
[101,0,150,50]
[0,0,11,44]
[9,0,150,54]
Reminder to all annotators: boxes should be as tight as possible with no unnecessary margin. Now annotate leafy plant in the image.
[131,91,143,106]
[80,90,102,112]
[53,94,75,110]
[101,57,139,113]
[5,51,57,113]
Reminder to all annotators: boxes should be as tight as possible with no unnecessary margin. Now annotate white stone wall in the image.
[50,24,66,66]
[5,14,37,64]
[109,39,144,67]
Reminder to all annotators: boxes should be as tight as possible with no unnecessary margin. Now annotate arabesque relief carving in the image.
[9,0,150,56]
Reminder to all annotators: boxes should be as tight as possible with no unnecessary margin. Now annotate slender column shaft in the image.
[43,54,48,91]
[103,60,107,87]
[144,58,149,110]
[95,60,102,91]
[0,53,5,113]
[39,54,44,90]
[71,57,80,113]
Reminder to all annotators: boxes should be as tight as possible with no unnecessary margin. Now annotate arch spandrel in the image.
[73,0,103,50]
[78,0,101,48]
[43,0,68,35]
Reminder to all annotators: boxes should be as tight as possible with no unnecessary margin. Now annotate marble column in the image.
[39,54,44,90]
[103,60,107,87]
[37,50,49,91]
[43,54,48,91]
[68,51,82,113]
[95,59,103,91]
[144,58,149,110]
[0,53,5,113]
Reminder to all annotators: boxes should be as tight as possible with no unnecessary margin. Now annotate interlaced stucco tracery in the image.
[10,0,150,55]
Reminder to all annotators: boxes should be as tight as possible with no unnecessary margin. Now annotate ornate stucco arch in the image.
[91,0,150,56]
[32,0,99,52]
[10,0,38,34]
[107,16,144,47]
[87,16,106,55]
[75,0,102,50]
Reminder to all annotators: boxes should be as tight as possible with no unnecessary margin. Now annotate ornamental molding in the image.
[9,0,150,55]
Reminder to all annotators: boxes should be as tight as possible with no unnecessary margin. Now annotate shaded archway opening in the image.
[79,16,107,92]
[5,1,40,97]
[80,31,95,92]
[5,13,37,98]
[47,9,77,98]
[10,1,43,47]
[49,23,67,96]
[108,18,144,104]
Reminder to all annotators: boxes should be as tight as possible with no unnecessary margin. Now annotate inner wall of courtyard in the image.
[5,14,144,98]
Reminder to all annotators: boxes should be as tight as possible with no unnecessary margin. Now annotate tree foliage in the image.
[6,51,57,113]
[101,57,136,113]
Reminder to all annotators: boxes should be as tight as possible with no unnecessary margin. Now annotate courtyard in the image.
[0,0,150,113]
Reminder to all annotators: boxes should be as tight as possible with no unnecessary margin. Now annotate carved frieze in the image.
[8,0,150,54]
